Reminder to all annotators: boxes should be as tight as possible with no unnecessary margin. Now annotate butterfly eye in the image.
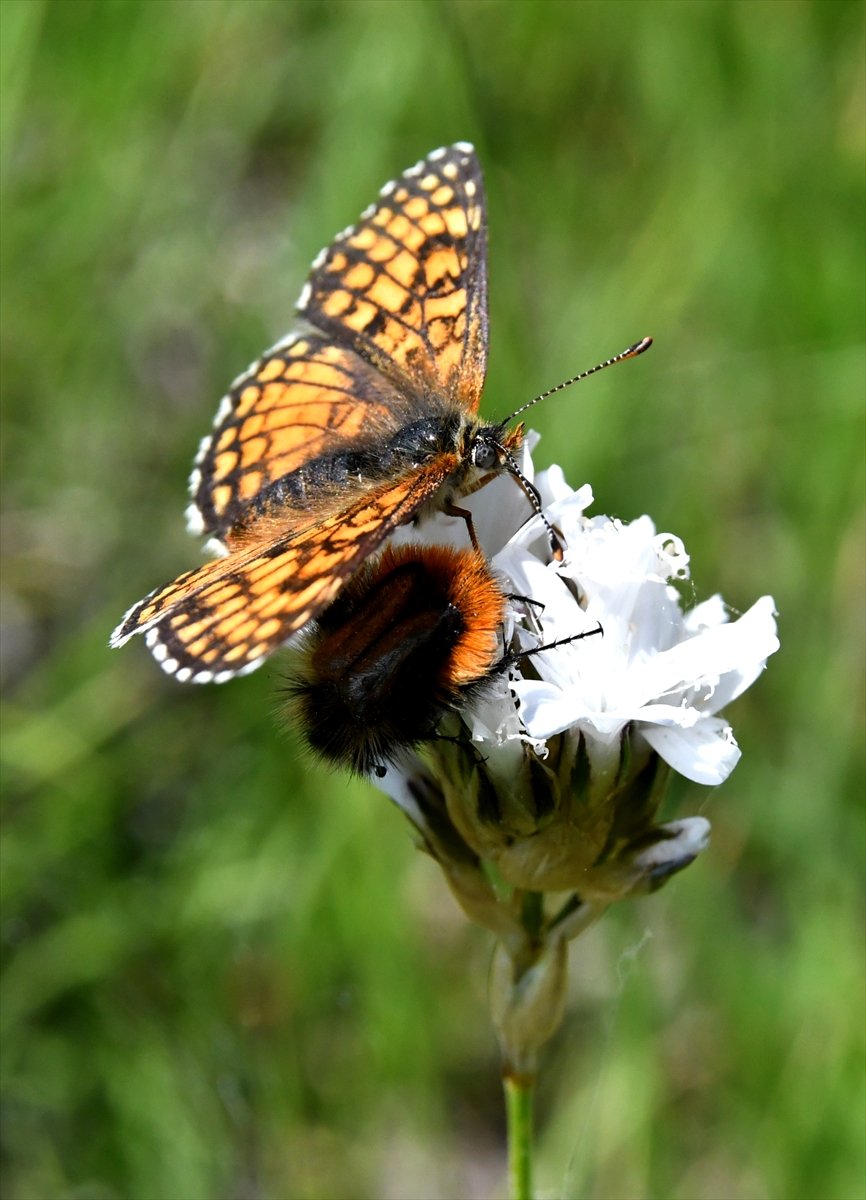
[472,440,498,471]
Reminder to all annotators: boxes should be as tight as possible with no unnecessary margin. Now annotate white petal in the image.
[684,593,729,633]
[653,531,690,580]
[493,545,561,605]
[376,760,428,824]
[631,702,704,728]
[530,463,575,506]
[467,470,538,556]
[511,679,572,739]
[625,594,779,718]
[699,595,779,714]
[639,717,741,784]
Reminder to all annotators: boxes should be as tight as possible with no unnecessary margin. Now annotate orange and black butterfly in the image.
[287,542,601,777]
[111,143,527,683]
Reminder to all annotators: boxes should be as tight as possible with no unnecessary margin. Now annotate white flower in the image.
[500,474,779,787]
[378,435,778,898]
[391,434,779,790]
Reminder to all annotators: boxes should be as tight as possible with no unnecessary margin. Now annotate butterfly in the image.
[110,142,528,683]
[287,542,602,777]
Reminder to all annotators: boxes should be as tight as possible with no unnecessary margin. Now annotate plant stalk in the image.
[504,1070,535,1200]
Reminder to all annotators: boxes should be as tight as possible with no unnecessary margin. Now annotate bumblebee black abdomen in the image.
[288,543,507,775]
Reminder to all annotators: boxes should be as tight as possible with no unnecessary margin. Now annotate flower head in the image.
[382,435,779,900]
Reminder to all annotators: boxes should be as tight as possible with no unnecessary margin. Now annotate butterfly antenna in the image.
[504,336,653,424]
[498,445,565,561]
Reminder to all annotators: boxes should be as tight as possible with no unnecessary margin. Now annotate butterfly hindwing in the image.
[111,457,457,681]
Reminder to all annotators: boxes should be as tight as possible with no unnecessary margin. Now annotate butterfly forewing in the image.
[187,144,488,545]
[299,142,488,412]
[188,332,414,539]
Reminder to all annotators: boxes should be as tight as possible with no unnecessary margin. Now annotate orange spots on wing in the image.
[443,206,468,239]
[343,298,378,331]
[367,274,409,312]
[237,470,264,501]
[213,452,239,483]
[431,185,454,206]
[258,358,286,382]
[428,319,450,350]
[366,233,398,263]
[241,437,268,468]
[419,212,446,237]
[344,262,376,290]
[426,290,466,320]
[348,226,377,255]
[386,213,411,242]
[404,195,429,220]
[237,412,264,438]
[322,289,354,317]
[389,248,419,287]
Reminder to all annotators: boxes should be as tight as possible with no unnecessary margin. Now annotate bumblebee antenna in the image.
[504,336,653,424]
[503,621,604,672]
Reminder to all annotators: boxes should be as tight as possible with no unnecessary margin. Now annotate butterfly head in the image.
[464,417,566,556]
[470,420,525,475]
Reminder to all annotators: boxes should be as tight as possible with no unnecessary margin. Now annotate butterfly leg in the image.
[444,503,481,551]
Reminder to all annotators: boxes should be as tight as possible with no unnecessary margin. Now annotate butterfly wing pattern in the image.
[186,332,419,542]
[111,143,521,683]
[295,143,487,413]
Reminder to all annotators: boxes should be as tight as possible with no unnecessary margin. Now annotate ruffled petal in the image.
[511,679,573,739]
[698,595,779,714]
[639,717,741,784]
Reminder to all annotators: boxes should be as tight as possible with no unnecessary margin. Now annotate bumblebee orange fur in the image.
[400,544,506,687]
[285,543,509,776]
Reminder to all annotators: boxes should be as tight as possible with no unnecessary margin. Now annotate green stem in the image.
[504,1071,535,1200]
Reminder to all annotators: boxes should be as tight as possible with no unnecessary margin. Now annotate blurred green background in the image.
[2,2,863,1198]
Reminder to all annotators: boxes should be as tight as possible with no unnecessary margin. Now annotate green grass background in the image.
[2,2,863,1197]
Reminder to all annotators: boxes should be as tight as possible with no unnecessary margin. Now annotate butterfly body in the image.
[228,407,512,538]
[111,144,527,682]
